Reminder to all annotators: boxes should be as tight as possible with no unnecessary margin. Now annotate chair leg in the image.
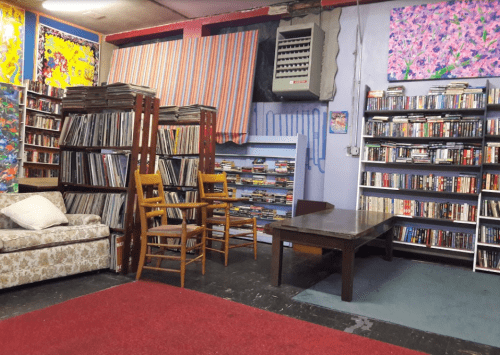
[136,233,148,280]
[253,220,258,260]
[201,228,206,275]
[224,224,230,267]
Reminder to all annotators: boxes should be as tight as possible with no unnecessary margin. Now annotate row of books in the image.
[24,132,59,148]
[487,88,500,105]
[27,96,62,114]
[480,199,500,218]
[26,114,62,131]
[476,250,500,269]
[359,195,477,222]
[60,112,135,147]
[63,192,127,229]
[240,190,293,204]
[24,167,59,177]
[483,143,500,163]
[479,225,500,244]
[24,150,59,165]
[60,151,130,187]
[361,171,478,194]
[366,93,486,111]
[364,142,482,165]
[227,174,293,187]
[365,117,482,138]
[216,160,296,174]
[393,225,475,251]
[157,125,199,155]
[482,173,500,191]
[25,79,65,98]
[224,205,291,220]
[486,118,500,135]
[63,83,156,109]
[157,157,199,187]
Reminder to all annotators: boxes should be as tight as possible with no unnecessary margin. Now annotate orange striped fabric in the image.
[107,31,259,144]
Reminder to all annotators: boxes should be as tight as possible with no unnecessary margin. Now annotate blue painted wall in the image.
[324,0,500,210]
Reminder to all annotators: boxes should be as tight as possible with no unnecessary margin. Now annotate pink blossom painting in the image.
[388,0,500,81]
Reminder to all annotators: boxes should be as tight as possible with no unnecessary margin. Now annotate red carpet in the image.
[0,281,426,355]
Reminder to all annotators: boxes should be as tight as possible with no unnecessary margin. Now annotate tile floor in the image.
[0,242,498,355]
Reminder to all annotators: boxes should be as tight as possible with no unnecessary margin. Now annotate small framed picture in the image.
[329,111,348,134]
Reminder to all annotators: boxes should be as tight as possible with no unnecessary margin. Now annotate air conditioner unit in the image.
[272,23,325,100]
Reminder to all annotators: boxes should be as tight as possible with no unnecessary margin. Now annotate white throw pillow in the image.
[1,195,68,230]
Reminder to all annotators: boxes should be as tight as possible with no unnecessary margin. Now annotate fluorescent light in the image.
[42,0,116,12]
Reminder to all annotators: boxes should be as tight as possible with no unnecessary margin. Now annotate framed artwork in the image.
[0,3,24,85]
[0,82,19,192]
[329,111,348,134]
[388,0,500,81]
[37,24,99,88]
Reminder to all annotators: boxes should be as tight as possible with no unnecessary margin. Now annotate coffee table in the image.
[269,208,395,302]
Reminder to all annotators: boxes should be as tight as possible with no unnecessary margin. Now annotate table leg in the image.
[271,232,283,286]
[383,228,393,262]
[341,243,355,302]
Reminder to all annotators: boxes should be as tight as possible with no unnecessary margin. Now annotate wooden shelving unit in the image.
[59,94,159,274]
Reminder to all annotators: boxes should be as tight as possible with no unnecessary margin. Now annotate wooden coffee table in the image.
[269,209,395,302]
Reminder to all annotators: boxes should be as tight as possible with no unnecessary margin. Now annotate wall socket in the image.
[351,146,360,156]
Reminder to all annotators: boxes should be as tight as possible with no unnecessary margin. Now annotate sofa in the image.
[0,191,111,290]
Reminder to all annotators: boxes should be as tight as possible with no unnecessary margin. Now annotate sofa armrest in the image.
[65,214,102,226]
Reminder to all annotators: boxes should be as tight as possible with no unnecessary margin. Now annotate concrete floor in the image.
[1,242,499,355]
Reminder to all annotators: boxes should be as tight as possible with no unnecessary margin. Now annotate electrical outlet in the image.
[351,146,360,156]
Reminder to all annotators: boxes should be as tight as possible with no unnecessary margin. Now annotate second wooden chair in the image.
[135,169,207,287]
[198,171,257,266]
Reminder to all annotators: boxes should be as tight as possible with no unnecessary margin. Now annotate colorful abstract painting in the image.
[0,83,19,193]
[388,0,500,81]
[37,24,99,88]
[0,3,24,85]
[329,111,348,134]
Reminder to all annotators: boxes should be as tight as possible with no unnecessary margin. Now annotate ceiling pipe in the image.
[105,0,386,45]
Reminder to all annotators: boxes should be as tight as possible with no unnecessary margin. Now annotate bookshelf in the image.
[14,84,26,179]
[59,91,159,274]
[357,83,489,264]
[215,135,307,244]
[155,105,217,223]
[473,92,500,273]
[22,80,64,178]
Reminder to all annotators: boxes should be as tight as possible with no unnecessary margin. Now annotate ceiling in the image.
[9,0,292,35]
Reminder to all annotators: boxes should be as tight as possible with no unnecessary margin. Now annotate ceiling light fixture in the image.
[42,0,117,13]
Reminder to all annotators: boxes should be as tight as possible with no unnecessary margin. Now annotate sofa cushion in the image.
[0,192,67,229]
[1,195,69,230]
[0,224,110,253]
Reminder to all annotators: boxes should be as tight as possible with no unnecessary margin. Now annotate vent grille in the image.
[272,23,324,100]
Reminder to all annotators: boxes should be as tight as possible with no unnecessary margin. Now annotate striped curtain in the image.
[107,30,259,144]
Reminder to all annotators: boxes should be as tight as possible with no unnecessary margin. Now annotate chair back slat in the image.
[135,169,168,228]
[198,171,229,199]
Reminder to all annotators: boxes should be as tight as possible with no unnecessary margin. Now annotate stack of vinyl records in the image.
[85,86,108,109]
[177,104,216,121]
[62,86,88,109]
[106,82,157,107]
[159,106,179,121]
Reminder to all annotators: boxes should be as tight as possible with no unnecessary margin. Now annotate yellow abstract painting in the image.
[0,3,24,85]
[37,24,99,88]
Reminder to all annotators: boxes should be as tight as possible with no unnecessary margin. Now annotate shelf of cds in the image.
[155,105,217,224]
[20,80,64,178]
[357,82,495,264]
[214,135,307,244]
[59,85,159,274]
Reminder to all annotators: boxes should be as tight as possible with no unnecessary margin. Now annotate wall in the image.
[325,0,500,209]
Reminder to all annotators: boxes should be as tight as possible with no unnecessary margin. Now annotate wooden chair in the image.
[135,170,207,287]
[198,171,257,266]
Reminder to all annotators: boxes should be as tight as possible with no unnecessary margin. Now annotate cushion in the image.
[0,195,68,230]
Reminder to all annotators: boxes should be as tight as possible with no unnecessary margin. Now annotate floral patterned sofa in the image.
[0,191,110,289]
